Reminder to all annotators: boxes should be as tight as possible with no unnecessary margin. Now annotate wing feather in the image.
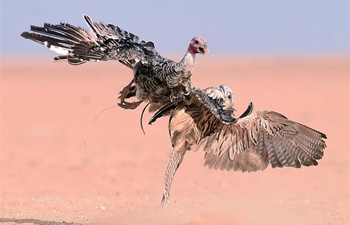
[22,15,162,69]
[167,94,326,173]
[160,85,326,206]
[200,110,326,172]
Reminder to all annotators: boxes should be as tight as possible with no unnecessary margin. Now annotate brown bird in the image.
[149,85,327,206]
[20,15,209,110]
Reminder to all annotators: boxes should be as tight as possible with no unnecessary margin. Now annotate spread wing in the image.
[82,15,163,68]
[149,86,237,126]
[152,85,327,206]
[196,111,327,172]
[21,15,162,68]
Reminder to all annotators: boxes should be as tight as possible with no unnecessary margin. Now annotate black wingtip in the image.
[140,103,150,135]
[144,41,155,49]
[83,14,91,21]
[238,100,254,119]
[83,14,95,30]
[148,101,180,125]
[20,31,30,39]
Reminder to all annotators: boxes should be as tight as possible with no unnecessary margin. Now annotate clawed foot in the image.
[119,85,137,99]
[118,79,143,109]
[161,192,170,208]
[118,100,143,109]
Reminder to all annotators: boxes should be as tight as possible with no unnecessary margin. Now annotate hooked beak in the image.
[203,47,209,57]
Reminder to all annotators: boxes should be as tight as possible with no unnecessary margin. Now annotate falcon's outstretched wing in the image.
[197,111,326,172]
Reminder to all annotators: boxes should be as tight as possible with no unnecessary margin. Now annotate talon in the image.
[119,85,137,99]
[119,78,135,104]
[118,100,143,109]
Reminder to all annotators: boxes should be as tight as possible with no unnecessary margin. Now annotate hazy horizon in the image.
[1,1,349,56]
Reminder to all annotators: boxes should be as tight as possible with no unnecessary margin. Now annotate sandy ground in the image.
[1,56,349,225]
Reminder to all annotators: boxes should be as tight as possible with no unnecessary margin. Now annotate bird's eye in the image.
[194,40,199,44]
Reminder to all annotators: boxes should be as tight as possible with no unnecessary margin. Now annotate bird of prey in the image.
[21,15,209,109]
[149,85,327,206]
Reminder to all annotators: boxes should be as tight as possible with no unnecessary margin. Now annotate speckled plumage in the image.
[150,85,327,206]
[21,15,208,109]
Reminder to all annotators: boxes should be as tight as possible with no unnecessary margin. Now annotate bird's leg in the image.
[118,78,143,109]
[161,146,187,207]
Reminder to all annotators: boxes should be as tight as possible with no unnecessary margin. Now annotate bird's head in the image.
[188,36,209,56]
[204,85,236,111]
[219,85,236,110]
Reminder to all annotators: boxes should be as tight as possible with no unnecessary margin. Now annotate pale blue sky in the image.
[1,0,349,56]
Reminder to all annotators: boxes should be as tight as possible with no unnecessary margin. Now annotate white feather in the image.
[44,41,69,55]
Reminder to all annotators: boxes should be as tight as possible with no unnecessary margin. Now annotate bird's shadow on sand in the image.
[0,218,86,225]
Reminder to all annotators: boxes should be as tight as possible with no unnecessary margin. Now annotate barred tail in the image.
[21,21,103,65]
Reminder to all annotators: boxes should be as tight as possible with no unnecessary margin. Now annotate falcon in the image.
[21,15,209,109]
[149,85,327,206]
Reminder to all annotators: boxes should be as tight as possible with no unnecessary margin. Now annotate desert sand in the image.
[1,56,349,225]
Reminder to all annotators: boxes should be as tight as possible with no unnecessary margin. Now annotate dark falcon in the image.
[21,15,209,109]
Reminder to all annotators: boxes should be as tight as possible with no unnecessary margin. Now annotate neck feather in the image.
[179,50,196,68]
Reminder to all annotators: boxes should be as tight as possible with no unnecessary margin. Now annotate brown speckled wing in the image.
[198,111,327,172]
